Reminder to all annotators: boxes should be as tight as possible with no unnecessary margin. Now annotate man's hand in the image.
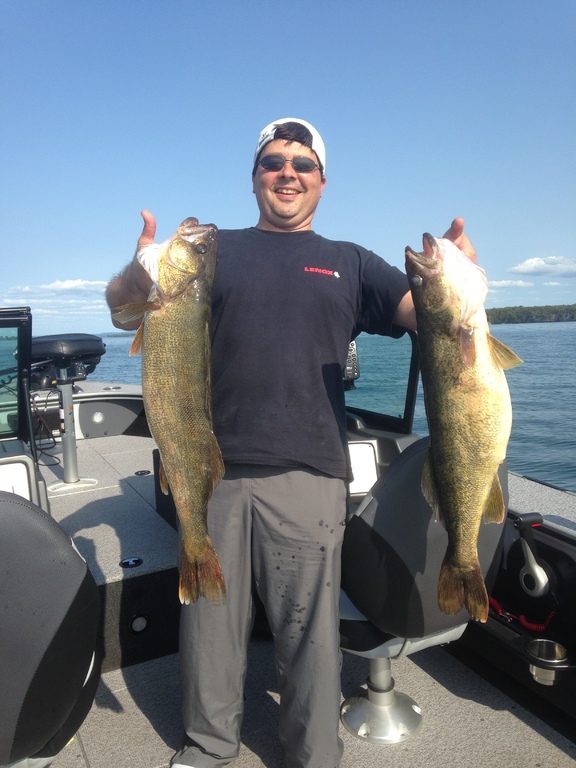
[443,217,477,263]
[136,210,161,285]
[138,209,157,249]
[105,210,160,328]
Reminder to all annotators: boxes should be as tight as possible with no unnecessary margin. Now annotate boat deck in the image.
[39,432,576,768]
[48,641,576,768]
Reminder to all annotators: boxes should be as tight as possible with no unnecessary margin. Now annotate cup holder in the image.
[527,639,567,686]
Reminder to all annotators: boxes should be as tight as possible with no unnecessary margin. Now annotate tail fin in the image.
[179,538,226,606]
[437,559,489,623]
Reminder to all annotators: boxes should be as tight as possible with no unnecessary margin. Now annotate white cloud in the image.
[5,280,106,299]
[489,280,533,288]
[509,256,576,276]
[5,280,106,303]
[3,280,113,335]
[38,279,107,292]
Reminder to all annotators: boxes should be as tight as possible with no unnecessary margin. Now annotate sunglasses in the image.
[258,154,320,174]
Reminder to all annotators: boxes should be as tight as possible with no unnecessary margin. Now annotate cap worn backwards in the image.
[254,118,326,172]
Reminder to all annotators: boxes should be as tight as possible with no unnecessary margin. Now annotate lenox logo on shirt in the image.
[304,266,340,278]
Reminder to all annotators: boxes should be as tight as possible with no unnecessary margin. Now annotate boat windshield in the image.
[0,308,32,441]
[344,330,419,434]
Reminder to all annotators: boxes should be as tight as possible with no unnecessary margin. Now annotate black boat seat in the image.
[0,491,101,767]
[29,334,106,484]
[31,334,106,385]
[339,437,506,744]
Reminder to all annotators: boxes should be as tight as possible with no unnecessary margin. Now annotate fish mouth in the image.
[405,234,442,278]
[166,219,218,276]
[422,232,438,253]
[177,218,217,240]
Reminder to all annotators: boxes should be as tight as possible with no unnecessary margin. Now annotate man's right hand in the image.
[138,209,157,249]
[136,210,161,286]
[105,210,159,328]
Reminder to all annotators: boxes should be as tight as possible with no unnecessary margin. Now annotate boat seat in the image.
[339,437,507,744]
[0,491,101,768]
[30,334,106,485]
[31,333,106,386]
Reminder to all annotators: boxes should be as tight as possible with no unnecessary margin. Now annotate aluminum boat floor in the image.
[38,434,576,768]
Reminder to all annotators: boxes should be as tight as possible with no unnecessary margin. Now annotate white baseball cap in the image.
[253,118,326,172]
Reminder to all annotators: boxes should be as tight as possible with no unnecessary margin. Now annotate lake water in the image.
[90,323,576,494]
[482,322,576,493]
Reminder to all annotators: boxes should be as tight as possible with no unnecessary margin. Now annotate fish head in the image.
[157,218,219,296]
[405,233,488,335]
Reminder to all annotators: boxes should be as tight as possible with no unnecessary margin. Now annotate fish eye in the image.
[410,274,423,287]
[195,243,207,254]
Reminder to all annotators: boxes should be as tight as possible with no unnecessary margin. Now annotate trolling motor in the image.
[31,334,106,489]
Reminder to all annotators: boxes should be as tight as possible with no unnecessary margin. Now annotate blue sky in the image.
[2,0,575,335]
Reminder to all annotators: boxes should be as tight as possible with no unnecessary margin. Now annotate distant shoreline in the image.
[98,306,576,336]
[486,304,576,324]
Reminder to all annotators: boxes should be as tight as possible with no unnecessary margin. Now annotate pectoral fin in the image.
[112,300,158,325]
[459,324,477,367]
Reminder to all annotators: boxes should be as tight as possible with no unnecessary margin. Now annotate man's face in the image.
[252,139,326,232]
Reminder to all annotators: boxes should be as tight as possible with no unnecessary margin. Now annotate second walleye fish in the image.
[405,234,522,622]
[115,217,225,605]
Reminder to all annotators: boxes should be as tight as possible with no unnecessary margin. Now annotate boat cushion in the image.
[31,334,106,364]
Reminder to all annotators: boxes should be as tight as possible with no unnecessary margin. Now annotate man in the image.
[106,118,475,768]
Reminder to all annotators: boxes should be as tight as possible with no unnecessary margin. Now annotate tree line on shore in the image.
[103,304,576,333]
[486,304,576,324]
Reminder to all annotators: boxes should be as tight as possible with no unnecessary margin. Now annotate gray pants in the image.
[173,465,347,768]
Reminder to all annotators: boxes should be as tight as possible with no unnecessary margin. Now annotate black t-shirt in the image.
[210,227,409,479]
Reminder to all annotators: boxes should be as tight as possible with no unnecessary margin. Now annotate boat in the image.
[1,306,575,768]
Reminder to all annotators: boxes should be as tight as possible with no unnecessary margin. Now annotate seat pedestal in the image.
[48,375,98,492]
[31,335,105,493]
[340,657,422,744]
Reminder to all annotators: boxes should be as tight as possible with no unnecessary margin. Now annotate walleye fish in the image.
[114,218,225,605]
[405,234,522,622]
